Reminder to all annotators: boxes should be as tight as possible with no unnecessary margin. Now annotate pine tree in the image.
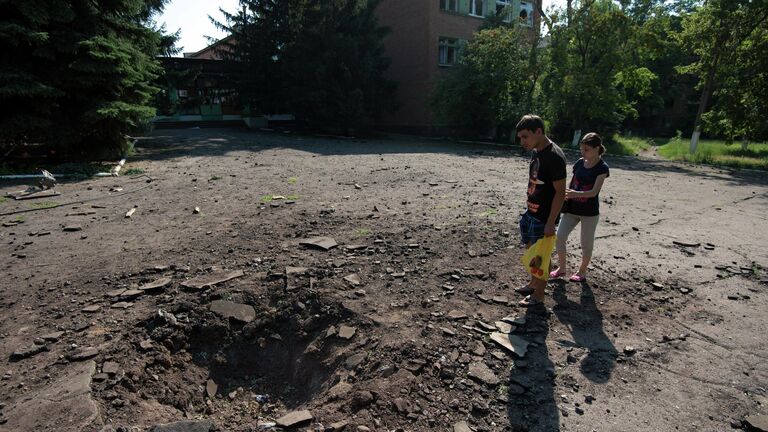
[218,0,396,134]
[0,0,172,157]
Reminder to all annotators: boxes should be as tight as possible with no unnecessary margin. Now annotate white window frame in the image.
[438,37,459,66]
[496,0,512,22]
[519,1,534,27]
[440,0,458,12]
[469,0,484,17]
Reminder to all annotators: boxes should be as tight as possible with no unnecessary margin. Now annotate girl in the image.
[549,132,609,282]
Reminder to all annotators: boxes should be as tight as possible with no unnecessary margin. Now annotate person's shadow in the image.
[505,305,560,431]
[551,280,618,383]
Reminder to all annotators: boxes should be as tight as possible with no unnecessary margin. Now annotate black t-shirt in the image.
[562,158,610,216]
[526,141,567,223]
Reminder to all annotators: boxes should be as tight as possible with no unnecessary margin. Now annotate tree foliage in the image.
[678,0,768,142]
[430,26,535,139]
[0,0,174,156]
[218,0,396,134]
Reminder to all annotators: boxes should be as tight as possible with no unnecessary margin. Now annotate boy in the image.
[515,115,567,306]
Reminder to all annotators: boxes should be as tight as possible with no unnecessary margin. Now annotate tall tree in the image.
[541,0,658,139]
[0,0,173,157]
[218,0,396,134]
[678,0,768,151]
[430,26,535,140]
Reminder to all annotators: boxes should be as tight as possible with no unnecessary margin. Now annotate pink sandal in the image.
[549,269,566,279]
[569,273,586,282]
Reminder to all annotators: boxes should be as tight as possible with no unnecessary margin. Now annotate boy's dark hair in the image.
[580,132,606,155]
[516,114,545,134]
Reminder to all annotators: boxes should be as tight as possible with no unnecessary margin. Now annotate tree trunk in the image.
[689,63,716,154]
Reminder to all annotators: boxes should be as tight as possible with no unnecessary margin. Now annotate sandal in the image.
[569,273,586,282]
[519,295,544,307]
[549,269,566,279]
[514,285,534,295]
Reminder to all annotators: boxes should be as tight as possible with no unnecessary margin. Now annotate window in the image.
[496,0,512,22]
[519,1,534,26]
[469,0,484,16]
[438,37,458,66]
[440,0,458,12]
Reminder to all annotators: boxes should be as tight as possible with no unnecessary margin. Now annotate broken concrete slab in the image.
[8,189,61,200]
[206,379,218,399]
[139,276,172,293]
[338,325,356,340]
[343,273,361,286]
[490,332,529,357]
[286,266,308,275]
[149,420,215,432]
[102,362,120,375]
[447,310,468,320]
[10,344,48,361]
[495,321,513,334]
[745,414,768,431]
[81,305,101,314]
[0,360,97,432]
[275,410,313,428]
[467,362,500,386]
[181,269,244,290]
[299,236,338,251]
[67,347,98,361]
[453,421,472,432]
[210,300,256,323]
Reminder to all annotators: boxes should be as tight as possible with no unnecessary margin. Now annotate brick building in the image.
[375,0,541,133]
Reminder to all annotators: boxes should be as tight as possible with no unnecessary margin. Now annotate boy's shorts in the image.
[519,212,546,245]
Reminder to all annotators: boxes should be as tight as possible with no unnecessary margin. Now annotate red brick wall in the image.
[375,0,542,131]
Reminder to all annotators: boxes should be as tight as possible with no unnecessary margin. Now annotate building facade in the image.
[375,0,540,133]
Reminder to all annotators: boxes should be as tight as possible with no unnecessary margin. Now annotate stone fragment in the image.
[338,325,356,340]
[181,270,244,290]
[454,421,472,432]
[10,344,48,361]
[343,274,361,286]
[149,420,215,432]
[81,305,101,313]
[139,277,172,293]
[275,410,313,428]
[206,379,217,398]
[210,300,256,323]
[299,237,338,251]
[68,347,98,361]
[102,362,119,375]
[467,362,500,386]
[490,332,529,357]
[745,414,768,432]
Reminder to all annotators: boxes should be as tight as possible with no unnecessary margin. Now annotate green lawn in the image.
[609,135,655,156]
[656,137,768,170]
[611,134,768,170]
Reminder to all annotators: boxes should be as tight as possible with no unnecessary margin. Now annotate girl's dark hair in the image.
[580,132,606,155]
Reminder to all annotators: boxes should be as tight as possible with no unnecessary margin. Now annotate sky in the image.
[156,0,240,56]
[157,0,569,56]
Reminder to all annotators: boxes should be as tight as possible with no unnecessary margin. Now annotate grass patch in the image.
[259,194,274,203]
[285,194,300,200]
[657,136,768,170]
[354,228,371,237]
[287,177,298,185]
[609,135,655,156]
[477,208,497,218]
[29,201,59,209]
[123,167,145,176]
[0,197,8,204]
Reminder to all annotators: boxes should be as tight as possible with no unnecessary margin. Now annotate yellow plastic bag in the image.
[520,235,556,280]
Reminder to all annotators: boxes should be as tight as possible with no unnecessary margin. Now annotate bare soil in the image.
[1,128,767,432]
